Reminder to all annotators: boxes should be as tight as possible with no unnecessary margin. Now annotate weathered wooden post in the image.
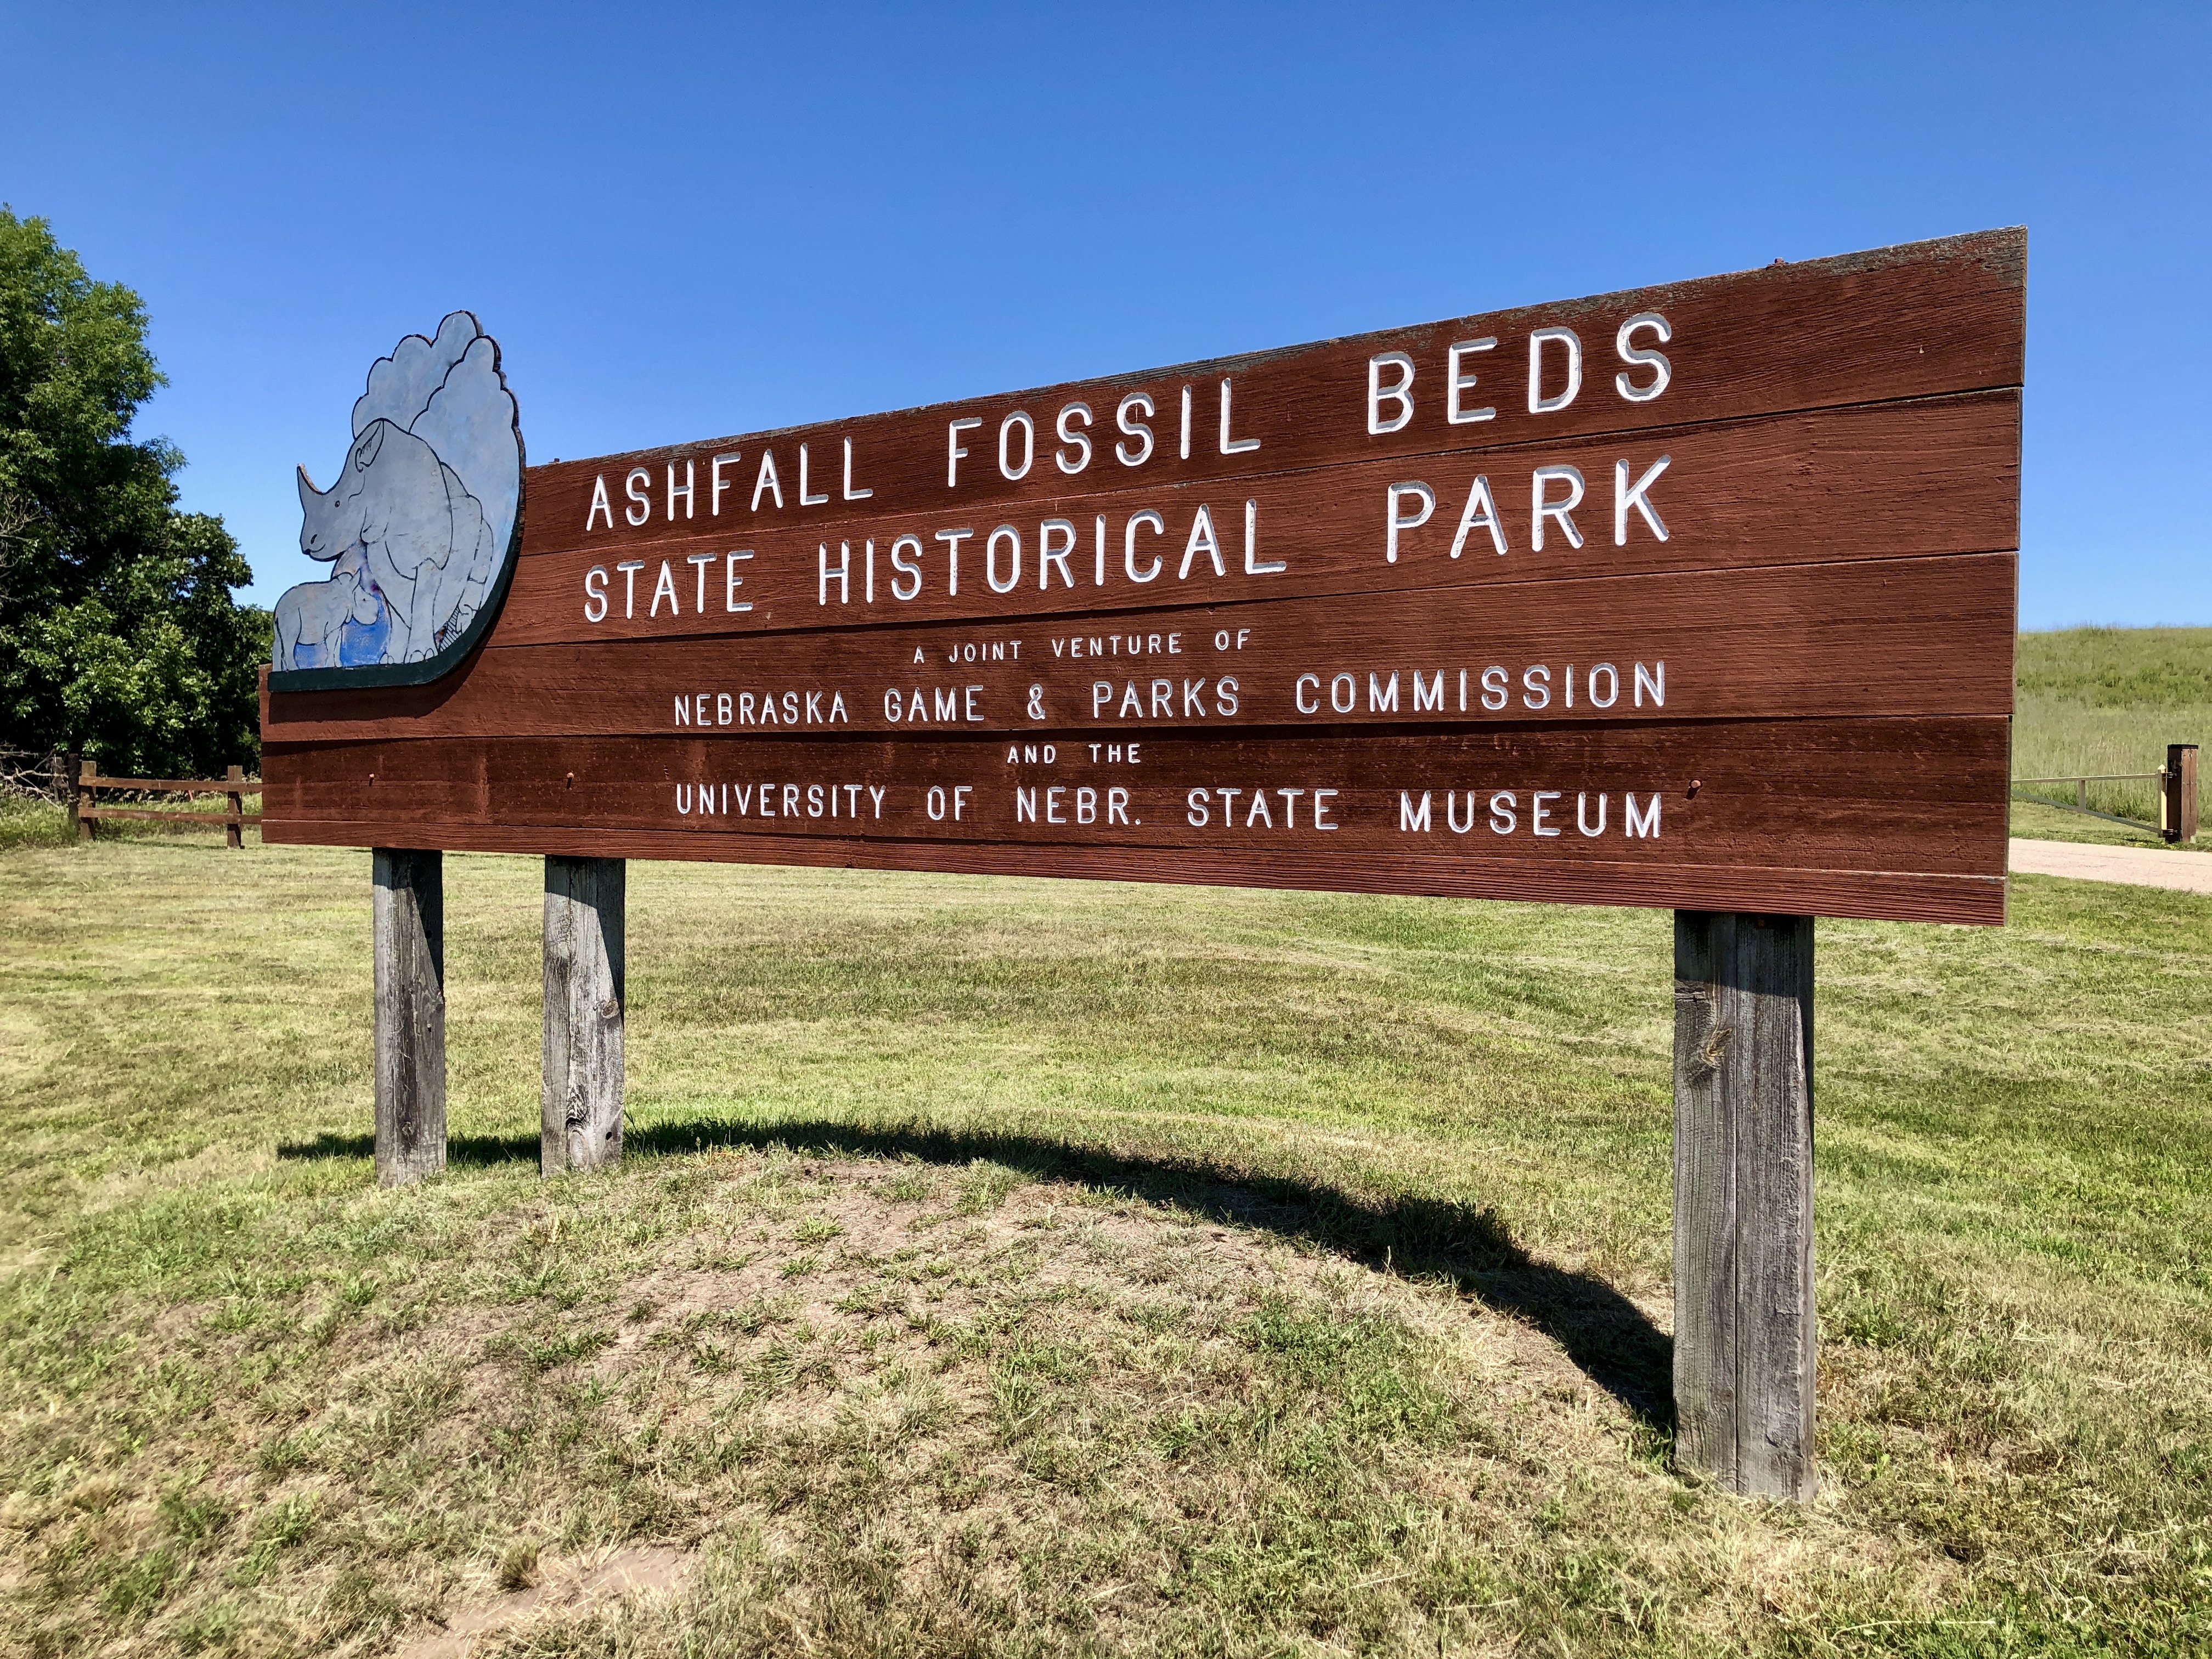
[2164,744,2199,844]
[372,848,447,1185]
[543,856,625,1174]
[75,757,95,841]
[1672,911,1816,1500]
[224,763,246,850]
[54,753,76,839]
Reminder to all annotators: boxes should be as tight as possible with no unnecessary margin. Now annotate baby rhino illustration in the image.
[296,420,496,662]
[273,546,382,668]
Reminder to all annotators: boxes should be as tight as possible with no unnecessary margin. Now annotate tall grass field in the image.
[0,630,2207,1655]
[2011,625,2210,835]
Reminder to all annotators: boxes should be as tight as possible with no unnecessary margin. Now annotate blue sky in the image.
[3,2,2205,625]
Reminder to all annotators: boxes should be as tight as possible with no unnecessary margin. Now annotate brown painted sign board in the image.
[263,229,2023,924]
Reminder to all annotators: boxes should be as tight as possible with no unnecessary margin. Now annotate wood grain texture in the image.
[263,554,2015,744]
[1673,911,1817,1500]
[262,719,2010,864]
[543,856,625,1175]
[488,392,2019,647]
[372,848,446,1187]
[261,717,2009,923]
[520,229,2023,543]
[275,821,2001,925]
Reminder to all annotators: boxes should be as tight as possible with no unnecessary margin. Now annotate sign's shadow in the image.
[280,1119,1675,1435]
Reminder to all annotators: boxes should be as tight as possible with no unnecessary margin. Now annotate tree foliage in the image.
[0,207,267,774]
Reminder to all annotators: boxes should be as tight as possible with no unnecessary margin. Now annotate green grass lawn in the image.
[1,836,2208,1656]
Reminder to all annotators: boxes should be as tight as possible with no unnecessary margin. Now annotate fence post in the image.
[224,764,246,850]
[2165,745,2199,844]
[76,758,96,840]
[1673,911,1817,1500]
[543,856,625,1175]
[372,848,447,1186]
[55,753,76,839]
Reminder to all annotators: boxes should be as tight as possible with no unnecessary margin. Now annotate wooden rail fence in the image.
[68,760,262,848]
[2012,743,2199,843]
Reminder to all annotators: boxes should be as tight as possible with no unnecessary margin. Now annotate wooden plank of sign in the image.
[259,715,2010,919]
[263,552,2016,744]
[521,229,2023,541]
[259,719,2008,852]
[493,391,2019,646]
[269,821,2004,926]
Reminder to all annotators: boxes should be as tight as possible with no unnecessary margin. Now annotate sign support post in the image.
[542,855,625,1175]
[371,848,447,1186]
[1671,911,1816,1499]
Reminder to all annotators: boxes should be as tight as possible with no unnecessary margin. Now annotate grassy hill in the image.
[2011,626,2210,840]
[0,843,2207,1655]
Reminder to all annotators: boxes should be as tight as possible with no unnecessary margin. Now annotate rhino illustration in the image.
[295,420,494,661]
[273,546,382,669]
[274,313,520,673]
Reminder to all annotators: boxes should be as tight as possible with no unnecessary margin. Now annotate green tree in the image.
[0,207,268,776]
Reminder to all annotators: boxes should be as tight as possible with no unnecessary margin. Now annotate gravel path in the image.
[2010,838,2212,895]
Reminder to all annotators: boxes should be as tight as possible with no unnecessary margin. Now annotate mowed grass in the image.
[2012,626,2210,842]
[0,839,2208,1656]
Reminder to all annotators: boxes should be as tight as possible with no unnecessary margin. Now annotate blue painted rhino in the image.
[294,420,495,662]
[273,313,519,673]
[272,546,382,669]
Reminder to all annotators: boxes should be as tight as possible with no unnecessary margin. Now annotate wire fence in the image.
[2010,770,2165,826]
[0,749,64,801]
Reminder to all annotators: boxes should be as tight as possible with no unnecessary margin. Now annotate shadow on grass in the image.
[280,1117,1674,1432]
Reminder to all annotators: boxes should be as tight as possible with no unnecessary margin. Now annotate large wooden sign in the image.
[263,230,2022,924]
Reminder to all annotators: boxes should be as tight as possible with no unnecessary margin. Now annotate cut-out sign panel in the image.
[270,313,524,690]
[262,229,2024,924]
